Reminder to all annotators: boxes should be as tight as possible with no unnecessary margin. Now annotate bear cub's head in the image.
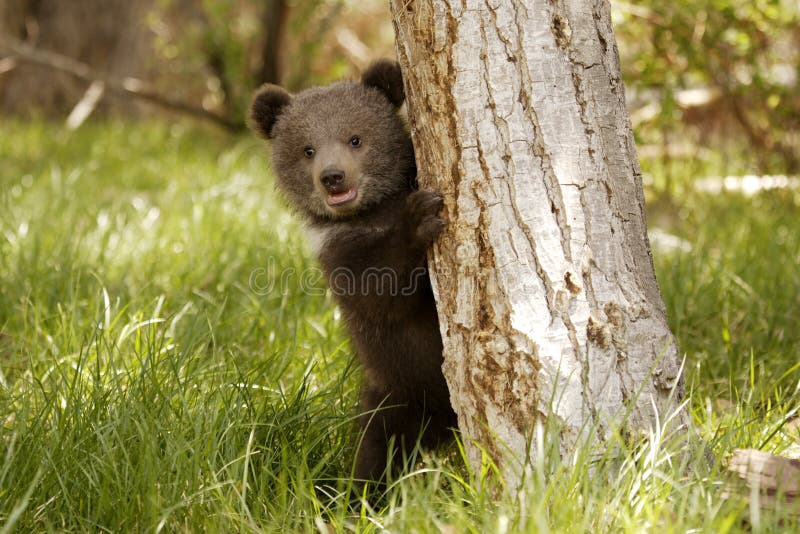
[250,60,416,220]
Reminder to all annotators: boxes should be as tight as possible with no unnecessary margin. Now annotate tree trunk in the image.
[390,0,686,484]
[254,0,289,86]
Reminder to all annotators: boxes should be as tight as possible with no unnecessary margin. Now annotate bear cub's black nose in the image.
[321,168,347,193]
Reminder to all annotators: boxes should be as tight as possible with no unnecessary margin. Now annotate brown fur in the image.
[250,60,456,482]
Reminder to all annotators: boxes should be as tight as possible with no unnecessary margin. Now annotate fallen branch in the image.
[725,448,800,520]
[0,56,16,75]
[66,80,106,130]
[0,35,242,132]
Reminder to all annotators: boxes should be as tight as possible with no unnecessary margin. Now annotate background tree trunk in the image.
[390,0,687,484]
[254,0,288,86]
[0,0,149,116]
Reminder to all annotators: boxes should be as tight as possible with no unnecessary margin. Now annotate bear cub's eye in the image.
[303,146,315,158]
[349,135,362,148]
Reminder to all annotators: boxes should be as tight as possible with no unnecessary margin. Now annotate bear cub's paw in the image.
[405,190,445,247]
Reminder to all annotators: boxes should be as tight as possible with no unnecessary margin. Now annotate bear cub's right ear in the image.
[250,84,292,139]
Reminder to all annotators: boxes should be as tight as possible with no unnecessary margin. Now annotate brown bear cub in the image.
[250,60,456,482]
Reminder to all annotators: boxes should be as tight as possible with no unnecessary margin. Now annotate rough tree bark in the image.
[390,0,687,484]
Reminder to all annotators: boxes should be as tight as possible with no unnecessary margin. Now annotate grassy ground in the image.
[1,120,798,532]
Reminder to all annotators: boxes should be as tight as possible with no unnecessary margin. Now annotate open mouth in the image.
[326,187,358,206]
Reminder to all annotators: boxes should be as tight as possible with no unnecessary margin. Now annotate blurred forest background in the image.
[1,0,798,179]
[1,2,800,530]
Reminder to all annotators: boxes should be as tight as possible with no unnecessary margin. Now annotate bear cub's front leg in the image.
[353,189,454,483]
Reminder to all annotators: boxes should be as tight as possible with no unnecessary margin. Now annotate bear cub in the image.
[250,60,456,482]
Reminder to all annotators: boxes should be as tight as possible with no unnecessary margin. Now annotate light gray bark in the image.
[390,0,686,483]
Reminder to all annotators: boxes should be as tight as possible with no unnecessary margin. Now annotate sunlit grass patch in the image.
[1,119,798,531]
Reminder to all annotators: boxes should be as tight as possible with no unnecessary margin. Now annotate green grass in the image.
[1,119,799,532]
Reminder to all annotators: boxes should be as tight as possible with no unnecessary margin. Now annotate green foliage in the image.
[1,121,799,531]
[145,0,354,126]
[615,1,800,174]
[146,0,261,120]
[132,0,800,178]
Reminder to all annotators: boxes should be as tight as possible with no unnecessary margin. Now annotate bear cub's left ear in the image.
[250,84,292,139]
[361,59,405,109]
